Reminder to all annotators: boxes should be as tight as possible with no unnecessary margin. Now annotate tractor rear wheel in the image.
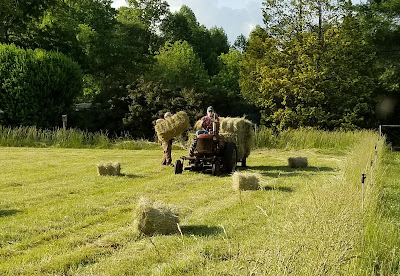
[223,142,237,173]
[175,160,183,174]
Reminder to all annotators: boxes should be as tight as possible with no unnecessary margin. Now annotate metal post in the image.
[254,124,258,146]
[379,125,382,138]
[362,173,367,210]
[370,160,373,186]
[62,115,67,130]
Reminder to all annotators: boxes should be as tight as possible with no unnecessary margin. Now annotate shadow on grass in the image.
[246,165,336,178]
[263,186,294,193]
[0,209,20,217]
[121,174,141,179]
[180,225,222,236]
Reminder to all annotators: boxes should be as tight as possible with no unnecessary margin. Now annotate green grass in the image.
[354,149,400,275]
[1,130,392,275]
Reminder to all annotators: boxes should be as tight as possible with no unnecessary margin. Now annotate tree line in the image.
[0,0,399,138]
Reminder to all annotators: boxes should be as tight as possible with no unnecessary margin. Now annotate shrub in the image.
[0,44,82,128]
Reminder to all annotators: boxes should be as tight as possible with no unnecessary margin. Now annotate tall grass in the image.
[353,144,400,274]
[254,126,368,151]
[1,125,371,152]
[0,126,159,150]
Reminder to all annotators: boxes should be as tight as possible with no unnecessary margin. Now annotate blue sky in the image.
[112,0,362,44]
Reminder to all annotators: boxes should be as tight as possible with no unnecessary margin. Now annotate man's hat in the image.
[207,106,214,112]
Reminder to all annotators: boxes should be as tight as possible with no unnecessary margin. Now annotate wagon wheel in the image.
[223,142,237,173]
[174,160,183,174]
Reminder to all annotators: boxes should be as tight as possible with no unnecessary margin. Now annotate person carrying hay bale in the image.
[135,197,180,235]
[156,112,174,166]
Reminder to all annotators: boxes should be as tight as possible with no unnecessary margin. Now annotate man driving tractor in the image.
[189,106,219,156]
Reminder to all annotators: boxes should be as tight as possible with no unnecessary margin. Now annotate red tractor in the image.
[174,132,237,176]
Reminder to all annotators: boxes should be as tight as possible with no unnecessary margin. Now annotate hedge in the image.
[0,44,82,128]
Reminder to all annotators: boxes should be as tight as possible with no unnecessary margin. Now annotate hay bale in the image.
[219,117,254,160]
[97,162,121,176]
[155,111,190,142]
[232,172,261,191]
[288,157,308,168]
[135,197,180,235]
[194,119,203,131]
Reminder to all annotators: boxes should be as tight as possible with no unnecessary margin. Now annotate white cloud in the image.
[111,0,127,9]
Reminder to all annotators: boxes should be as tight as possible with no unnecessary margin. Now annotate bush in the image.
[0,44,82,128]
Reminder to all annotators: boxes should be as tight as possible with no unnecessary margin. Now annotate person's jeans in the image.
[196,130,209,136]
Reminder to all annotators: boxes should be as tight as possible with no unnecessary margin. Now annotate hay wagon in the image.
[174,132,237,176]
[219,117,254,167]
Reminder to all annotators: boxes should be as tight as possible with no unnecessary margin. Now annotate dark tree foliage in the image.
[0,0,57,46]
[358,0,400,124]
[124,79,206,138]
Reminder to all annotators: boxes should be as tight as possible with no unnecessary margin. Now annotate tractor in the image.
[174,131,237,176]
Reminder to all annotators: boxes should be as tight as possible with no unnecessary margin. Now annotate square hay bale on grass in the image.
[135,197,180,236]
[288,157,308,168]
[97,162,121,176]
[232,172,261,191]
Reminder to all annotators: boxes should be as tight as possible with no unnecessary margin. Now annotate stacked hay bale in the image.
[135,197,180,235]
[97,162,121,176]
[219,117,254,161]
[232,172,261,191]
[288,157,308,168]
[155,111,190,142]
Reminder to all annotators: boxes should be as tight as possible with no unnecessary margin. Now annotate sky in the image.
[111,0,265,44]
[112,0,362,44]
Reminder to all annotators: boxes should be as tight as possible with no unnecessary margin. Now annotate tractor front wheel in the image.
[175,160,183,174]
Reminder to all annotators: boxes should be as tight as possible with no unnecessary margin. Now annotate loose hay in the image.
[232,172,261,191]
[288,157,308,168]
[155,111,190,142]
[135,197,180,235]
[97,162,121,176]
[219,117,254,160]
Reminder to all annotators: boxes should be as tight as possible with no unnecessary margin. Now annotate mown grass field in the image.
[0,132,398,275]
